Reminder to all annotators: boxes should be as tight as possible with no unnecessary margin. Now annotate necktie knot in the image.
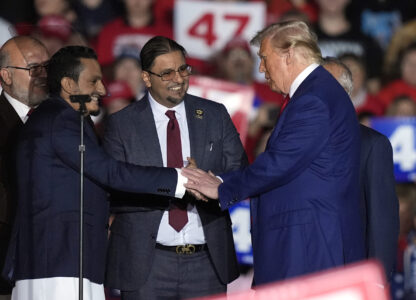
[27,108,34,117]
[165,110,176,120]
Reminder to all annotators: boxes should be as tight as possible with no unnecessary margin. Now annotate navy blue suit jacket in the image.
[219,66,365,285]
[359,125,399,281]
[2,96,178,284]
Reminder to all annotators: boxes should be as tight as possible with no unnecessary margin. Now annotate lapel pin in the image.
[195,109,204,119]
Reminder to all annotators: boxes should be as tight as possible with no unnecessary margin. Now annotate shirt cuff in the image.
[174,168,187,198]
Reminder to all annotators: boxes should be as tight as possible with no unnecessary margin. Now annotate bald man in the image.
[0,36,49,299]
[322,57,399,283]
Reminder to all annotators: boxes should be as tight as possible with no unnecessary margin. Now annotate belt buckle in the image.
[176,244,196,255]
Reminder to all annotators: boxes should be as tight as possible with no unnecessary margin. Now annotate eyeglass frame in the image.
[4,63,48,77]
[145,64,192,81]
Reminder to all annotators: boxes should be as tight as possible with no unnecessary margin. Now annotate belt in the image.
[155,243,208,255]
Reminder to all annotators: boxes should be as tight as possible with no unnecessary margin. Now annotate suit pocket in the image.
[267,208,313,230]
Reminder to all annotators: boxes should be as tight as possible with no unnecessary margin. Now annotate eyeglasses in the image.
[4,63,48,77]
[146,64,192,81]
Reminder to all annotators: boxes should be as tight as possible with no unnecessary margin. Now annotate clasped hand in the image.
[182,158,221,201]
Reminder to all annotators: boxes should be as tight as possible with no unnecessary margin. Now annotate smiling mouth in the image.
[169,85,183,92]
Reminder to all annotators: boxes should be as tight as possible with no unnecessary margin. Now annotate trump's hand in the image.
[186,157,197,169]
[181,168,221,200]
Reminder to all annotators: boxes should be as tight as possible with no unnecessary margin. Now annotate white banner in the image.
[174,0,266,60]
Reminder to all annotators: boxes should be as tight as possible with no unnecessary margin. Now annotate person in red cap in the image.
[102,80,134,115]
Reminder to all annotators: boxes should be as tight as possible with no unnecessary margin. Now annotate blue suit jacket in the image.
[2,96,178,284]
[359,125,399,281]
[219,66,365,285]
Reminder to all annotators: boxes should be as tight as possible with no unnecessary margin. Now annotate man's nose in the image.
[172,70,184,83]
[97,81,106,96]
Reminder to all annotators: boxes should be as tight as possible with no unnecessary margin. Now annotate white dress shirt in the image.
[12,278,104,300]
[289,63,319,98]
[4,92,31,124]
[148,93,206,246]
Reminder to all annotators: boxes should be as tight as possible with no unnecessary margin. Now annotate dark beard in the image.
[90,107,101,116]
[166,96,183,106]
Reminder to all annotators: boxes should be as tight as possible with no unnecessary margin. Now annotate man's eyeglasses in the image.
[146,64,192,81]
[4,63,48,77]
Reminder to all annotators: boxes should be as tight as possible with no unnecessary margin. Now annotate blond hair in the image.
[251,21,322,64]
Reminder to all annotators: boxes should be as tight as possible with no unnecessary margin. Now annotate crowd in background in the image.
[1,0,416,299]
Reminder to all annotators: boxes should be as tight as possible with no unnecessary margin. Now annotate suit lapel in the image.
[184,95,208,166]
[0,93,23,130]
[133,97,164,166]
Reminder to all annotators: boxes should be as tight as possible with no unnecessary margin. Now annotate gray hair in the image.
[322,57,354,96]
[250,20,322,64]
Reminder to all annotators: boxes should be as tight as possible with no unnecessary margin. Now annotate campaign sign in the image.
[188,76,254,145]
[229,200,253,265]
[370,117,416,182]
[174,0,265,60]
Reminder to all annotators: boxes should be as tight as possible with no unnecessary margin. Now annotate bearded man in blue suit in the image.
[183,20,365,286]
[2,46,187,300]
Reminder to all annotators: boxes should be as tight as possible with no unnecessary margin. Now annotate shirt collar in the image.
[148,92,186,121]
[3,91,31,123]
[289,63,319,98]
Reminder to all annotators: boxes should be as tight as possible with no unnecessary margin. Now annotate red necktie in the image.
[165,110,188,232]
[279,94,290,116]
[26,108,34,117]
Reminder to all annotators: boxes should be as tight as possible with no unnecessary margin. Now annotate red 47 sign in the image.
[174,0,266,60]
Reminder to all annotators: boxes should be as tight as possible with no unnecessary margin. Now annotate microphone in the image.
[70,94,91,104]
[70,95,91,114]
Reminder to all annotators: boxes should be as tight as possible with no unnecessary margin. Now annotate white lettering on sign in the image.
[390,125,416,171]
[174,0,265,59]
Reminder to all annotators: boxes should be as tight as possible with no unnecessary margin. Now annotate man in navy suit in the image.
[2,46,186,300]
[183,20,365,285]
[103,36,247,300]
[322,57,399,282]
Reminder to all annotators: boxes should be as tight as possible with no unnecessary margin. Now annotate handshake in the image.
[181,157,221,201]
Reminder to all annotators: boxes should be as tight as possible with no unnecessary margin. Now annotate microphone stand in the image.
[70,95,90,300]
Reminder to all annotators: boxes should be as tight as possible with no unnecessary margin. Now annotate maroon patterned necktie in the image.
[165,110,188,232]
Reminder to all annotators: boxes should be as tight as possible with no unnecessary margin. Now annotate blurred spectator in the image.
[339,53,383,116]
[314,0,384,94]
[378,43,416,112]
[72,0,122,41]
[14,0,88,56]
[265,0,318,25]
[95,0,170,68]
[395,184,416,283]
[392,184,416,300]
[28,15,87,56]
[112,46,145,100]
[385,96,416,118]
[214,36,282,162]
[384,19,416,82]
[34,0,76,23]
[102,80,134,115]
[347,0,415,51]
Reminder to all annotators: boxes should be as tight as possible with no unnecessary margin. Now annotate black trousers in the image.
[121,248,226,300]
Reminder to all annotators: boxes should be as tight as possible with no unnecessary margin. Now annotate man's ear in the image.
[142,71,152,88]
[0,68,12,86]
[285,48,293,65]
[61,77,76,95]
